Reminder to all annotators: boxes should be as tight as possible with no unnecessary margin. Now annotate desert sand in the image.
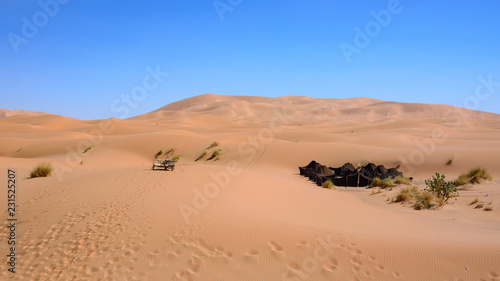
[0,94,499,281]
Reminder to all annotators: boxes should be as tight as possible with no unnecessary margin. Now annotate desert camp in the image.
[299,161,404,187]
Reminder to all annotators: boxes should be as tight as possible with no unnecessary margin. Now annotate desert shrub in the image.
[154,150,163,158]
[370,177,395,188]
[196,150,207,161]
[207,142,219,149]
[425,173,458,202]
[165,148,175,155]
[323,180,335,190]
[484,206,493,211]
[394,186,420,202]
[172,155,181,162]
[208,149,222,160]
[30,163,53,178]
[414,191,438,210]
[394,176,412,185]
[83,146,93,154]
[454,167,492,186]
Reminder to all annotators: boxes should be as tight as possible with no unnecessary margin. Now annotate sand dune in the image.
[0,94,499,280]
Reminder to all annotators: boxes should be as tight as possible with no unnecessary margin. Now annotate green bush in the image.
[454,167,493,186]
[30,163,53,178]
[425,173,458,202]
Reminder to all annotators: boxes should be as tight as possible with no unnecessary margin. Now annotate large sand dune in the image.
[1,94,499,280]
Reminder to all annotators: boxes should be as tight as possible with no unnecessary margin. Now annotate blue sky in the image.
[1,0,499,120]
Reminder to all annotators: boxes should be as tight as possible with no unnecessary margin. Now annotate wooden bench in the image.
[152,159,176,171]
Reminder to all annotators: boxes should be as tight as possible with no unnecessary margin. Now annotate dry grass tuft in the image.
[484,206,493,211]
[30,163,53,178]
[83,146,93,154]
[394,186,420,202]
[370,178,395,188]
[208,149,222,160]
[207,142,219,149]
[195,150,207,161]
[475,203,484,209]
[371,188,382,195]
[470,197,479,205]
[394,176,413,185]
[455,167,493,186]
[154,150,163,158]
[323,180,335,190]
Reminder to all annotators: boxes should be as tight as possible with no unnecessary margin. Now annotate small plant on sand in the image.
[196,150,207,161]
[370,177,395,188]
[30,163,53,178]
[414,191,440,210]
[371,187,382,195]
[394,186,420,203]
[172,155,181,162]
[323,180,335,190]
[454,167,492,186]
[470,197,479,205]
[208,149,221,160]
[16,147,22,152]
[484,206,493,211]
[207,142,219,149]
[154,150,163,158]
[83,146,93,154]
[165,148,175,155]
[393,176,413,185]
[445,157,454,166]
[357,160,369,168]
[425,173,458,203]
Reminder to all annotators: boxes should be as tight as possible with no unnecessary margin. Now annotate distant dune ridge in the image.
[0,94,499,280]
[0,108,48,118]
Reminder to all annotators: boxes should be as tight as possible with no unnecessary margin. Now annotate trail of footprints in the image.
[0,172,164,280]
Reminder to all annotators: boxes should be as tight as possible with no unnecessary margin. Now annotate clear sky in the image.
[2,0,499,120]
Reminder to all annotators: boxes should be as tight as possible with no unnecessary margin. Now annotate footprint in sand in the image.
[268,241,285,259]
[489,271,499,279]
[393,271,400,278]
[323,257,339,273]
[350,256,363,266]
[244,250,260,265]
[297,240,309,249]
[376,264,385,271]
